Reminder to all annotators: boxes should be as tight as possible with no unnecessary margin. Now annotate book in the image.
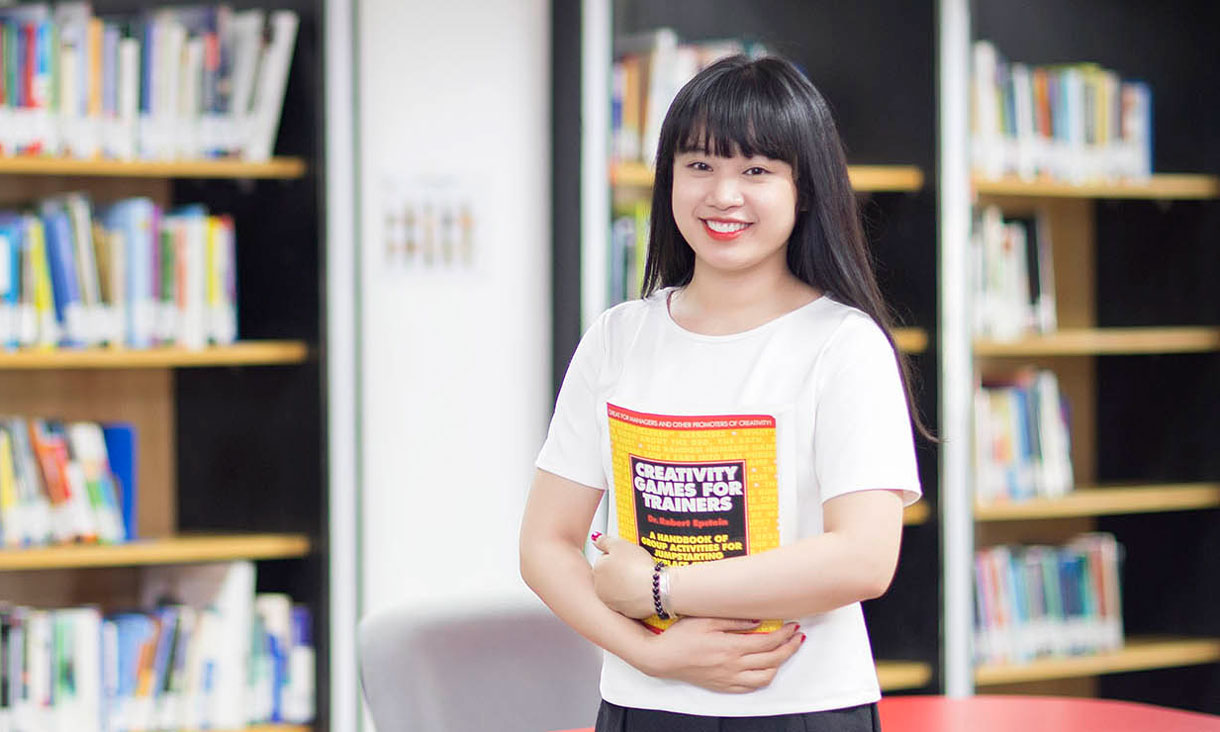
[0,192,240,351]
[972,205,1056,340]
[0,417,133,547]
[0,574,313,730]
[971,40,1153,182]
[101,422,137,541]
[0,4,295,161]
[974,368,1073,503]
[974,534,1124,665]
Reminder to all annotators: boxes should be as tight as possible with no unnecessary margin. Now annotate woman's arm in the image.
[593,489,906,620]
[520,468,805,693]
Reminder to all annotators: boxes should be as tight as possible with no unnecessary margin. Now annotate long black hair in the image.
[641,55,933,441]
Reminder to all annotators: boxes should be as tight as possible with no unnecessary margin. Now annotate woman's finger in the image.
[730,666,780,691]
[729,622,799,653]
[738,630,805,671]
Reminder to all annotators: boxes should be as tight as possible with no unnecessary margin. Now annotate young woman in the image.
[520,55,927,732]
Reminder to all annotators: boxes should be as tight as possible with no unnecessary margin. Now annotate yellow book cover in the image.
[24,216,57,349]
[608,403,782,633]
[0,428,17,546]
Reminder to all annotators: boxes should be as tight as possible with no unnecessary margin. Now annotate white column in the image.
[938,0,976,699]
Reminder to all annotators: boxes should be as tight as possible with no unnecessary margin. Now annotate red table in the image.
[880,696,1220,732]
[551,695,1220,732]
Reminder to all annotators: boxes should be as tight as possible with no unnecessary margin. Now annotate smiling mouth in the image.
[702,219,751,240]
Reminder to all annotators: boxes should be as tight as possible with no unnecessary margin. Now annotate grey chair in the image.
[358,603,603,732]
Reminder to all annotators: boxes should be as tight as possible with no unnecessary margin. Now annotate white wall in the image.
[357,0,552,615]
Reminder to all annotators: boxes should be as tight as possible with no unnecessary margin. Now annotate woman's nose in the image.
[706,175,744,208]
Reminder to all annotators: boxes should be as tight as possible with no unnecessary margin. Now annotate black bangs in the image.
[672,61,801,165]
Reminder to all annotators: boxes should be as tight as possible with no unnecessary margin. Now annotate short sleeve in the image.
[813,314,921,506]
[535,313,609,490]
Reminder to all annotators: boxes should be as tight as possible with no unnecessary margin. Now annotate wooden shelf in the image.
[214,726,310,732]
[904,501,931,525]
[877,660,935,691]
[612,162,925,193]
[0,341,309,369]
[975,483,1220,521]
[0,155,307,179]
[0,533,311,570]
[974,636,1220,686]
[974,327,1220,357]
[973,173,1220,200]
[894,328,929,354]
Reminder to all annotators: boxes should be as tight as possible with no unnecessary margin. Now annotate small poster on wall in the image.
[379,174,480,272]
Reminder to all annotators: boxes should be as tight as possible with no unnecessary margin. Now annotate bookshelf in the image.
[0,156,308,180]
[558,0,943,697]
[877,661,936,691]
[974,327,1220,356]
[0,341,310,369]
[941,0,1220,711]
[0,0,330,728]
[975,484,1220,521]
[975,637,1220,687]
[0,533,310,570]
[973,174,1220,200]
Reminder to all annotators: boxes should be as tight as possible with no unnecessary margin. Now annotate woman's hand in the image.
[591,533,661,618]
[636,617,805,693]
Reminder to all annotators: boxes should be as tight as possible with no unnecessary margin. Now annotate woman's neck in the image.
[670,263,822,336]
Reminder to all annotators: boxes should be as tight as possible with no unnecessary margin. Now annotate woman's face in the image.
[671,148,798,279]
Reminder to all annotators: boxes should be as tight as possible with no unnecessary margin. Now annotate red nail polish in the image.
[795,624,801,632]
[591,532,602,541]
[800,633,807,643]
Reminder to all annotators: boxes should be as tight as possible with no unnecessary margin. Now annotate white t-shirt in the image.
[536,289,921,717]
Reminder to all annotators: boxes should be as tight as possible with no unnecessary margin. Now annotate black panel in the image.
[1097,512,1220,713]
[552,0,583,397]
[973,0,1220,173]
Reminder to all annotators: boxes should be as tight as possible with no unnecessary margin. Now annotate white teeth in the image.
[705,220,749,233]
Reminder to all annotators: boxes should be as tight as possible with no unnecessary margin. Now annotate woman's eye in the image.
[744,166,769,176]
[687,161,711,171]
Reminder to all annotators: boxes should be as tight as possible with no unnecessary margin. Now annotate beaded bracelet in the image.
[652,561,670,619]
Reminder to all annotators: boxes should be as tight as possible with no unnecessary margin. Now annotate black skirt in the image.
[594,700,881,732]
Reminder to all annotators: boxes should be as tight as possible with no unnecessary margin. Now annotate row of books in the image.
[974,369,1074,504]
[612,28,766,168]
[0,561,313,731]
[609,199,649,306]
[971,205,1056,340]
[0,193,238,350]
[972,40,1153,183]
[0,3,298,162]
[0,417,135,548]
[974,534,1123,666]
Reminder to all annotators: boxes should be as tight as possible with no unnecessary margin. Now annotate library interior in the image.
[0,0,1217,731]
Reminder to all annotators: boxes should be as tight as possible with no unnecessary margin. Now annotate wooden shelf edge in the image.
[973,173,1220,200]
[974,327,1220,357]
[611,163,925,193]
[0,341,310,369]
[904,502,931,526]
[877,660,935,691]
[0,156,307,179]
[208,726,311,732]
[195,726,310,732]
[975,483,1220,521]
[894,328,929,354]
[0,533,312,570]
[974,637,1220,686]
